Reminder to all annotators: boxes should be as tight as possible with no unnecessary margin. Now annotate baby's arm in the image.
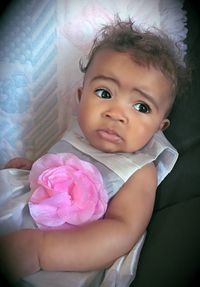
[0,163,157,282]
[5,157,34,170]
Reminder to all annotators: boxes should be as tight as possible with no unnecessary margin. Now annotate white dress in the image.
[0,118,178,287]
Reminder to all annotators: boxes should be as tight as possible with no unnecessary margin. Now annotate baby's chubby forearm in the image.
[39,218,135,272]
[0,218,136,282]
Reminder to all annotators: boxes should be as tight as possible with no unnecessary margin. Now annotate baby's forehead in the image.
[86,48,172,82]
[88,47,165,73]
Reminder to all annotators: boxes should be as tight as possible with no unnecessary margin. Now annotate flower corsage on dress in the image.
[28,153,108,230]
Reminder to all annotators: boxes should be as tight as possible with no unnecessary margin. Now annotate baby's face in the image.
[77,49,172,153]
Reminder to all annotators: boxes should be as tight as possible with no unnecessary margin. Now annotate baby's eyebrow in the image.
[91,75,120,86]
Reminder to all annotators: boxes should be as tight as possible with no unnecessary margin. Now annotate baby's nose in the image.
[103,108,128,124]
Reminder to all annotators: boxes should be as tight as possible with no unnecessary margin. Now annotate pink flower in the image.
[28,153,108,230]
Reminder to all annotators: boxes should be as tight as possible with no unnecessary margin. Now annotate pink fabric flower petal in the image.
[29,186,49,204]
[29,202,65,227]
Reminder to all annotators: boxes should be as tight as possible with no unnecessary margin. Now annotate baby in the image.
[0,19,187,286]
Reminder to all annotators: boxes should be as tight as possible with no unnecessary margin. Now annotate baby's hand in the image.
[5,157,34,170]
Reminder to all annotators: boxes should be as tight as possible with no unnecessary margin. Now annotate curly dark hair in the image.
[79,18,189,108]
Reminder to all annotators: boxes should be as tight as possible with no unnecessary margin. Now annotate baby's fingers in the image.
[5,157,34,170]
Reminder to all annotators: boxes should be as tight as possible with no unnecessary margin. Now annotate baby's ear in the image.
[77,87,83,102]
[160,118,170,131]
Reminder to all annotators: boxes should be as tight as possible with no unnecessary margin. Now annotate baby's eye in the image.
[133,103,151,113]
[95,88,111,99]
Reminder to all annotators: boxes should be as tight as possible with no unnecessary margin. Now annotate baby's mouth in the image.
[96,129,123,144]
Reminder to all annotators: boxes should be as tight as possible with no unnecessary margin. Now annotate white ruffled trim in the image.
[159,0,188,63]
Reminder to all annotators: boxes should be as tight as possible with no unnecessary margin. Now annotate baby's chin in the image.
[90,142,130,154]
